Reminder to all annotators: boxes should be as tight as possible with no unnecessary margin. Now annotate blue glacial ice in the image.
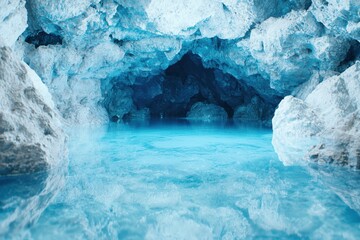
[10,0,356,126]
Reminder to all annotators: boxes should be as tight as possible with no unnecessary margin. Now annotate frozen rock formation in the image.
[17,0,319,124]
[250,10,349,93]
[187,102,228,122]
[102,53,278,124]
[273,62,360,168]
[310,0,360,41]
[0,0,359,168]
[0,0,27,47]
[5,0,355,126]
[0,45,66,175]
[145,0,310,39]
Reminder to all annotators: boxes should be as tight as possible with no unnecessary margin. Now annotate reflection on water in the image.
[1,121,360,239]
[0,163,67,239]
[307,163,360,213]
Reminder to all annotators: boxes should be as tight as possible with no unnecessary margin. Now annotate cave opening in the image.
[25,31,63,48]
[103,52,278,127]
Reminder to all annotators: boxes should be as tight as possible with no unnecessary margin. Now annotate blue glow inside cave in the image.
[1,0,360,239]
[2,122,360,239]
[102,52,281,126]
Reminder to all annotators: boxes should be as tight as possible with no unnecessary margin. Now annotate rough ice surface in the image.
[186,102,228,122]
[249,10,349,93]
[273,61,360,168]
[0,0,27,47]
[310,0,360,41]
[101,53,278,124]
[0,0,358,180]
[14,124,360,239]
[4,1,353,122]
[1,0,360,237]
[2,0,353,133]
[13,0,355,125]
[0,45,67,238]
[0,45,66,175]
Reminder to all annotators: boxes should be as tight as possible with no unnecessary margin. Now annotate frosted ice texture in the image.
[16,0,351,124]
[0,45,66,175]
[273,62,360,168]
[0,0,359,166]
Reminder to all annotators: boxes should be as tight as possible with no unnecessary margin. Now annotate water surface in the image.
[2,122,360,239]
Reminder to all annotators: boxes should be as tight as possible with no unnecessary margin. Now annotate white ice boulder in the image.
[0,46,66,175]
[273,62,360,168]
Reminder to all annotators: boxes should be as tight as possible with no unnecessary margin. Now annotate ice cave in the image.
[1,0,360,239]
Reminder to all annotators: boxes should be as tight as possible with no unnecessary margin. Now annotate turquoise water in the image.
[1,122,360,239]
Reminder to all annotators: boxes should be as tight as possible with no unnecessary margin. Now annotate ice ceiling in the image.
[0,0,352,125]
[0,1,347,137]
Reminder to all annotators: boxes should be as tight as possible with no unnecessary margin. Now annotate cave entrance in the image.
[104,53,277,127]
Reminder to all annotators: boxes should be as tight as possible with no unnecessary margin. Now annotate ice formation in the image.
[0,0,27,47]
[0,44,66,175]
[0,41,67,237]
[0,0,360,168]
[273,62,360,168]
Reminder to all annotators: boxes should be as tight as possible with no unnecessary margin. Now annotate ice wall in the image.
[0,0,27,47]
[17,0,344,125]
[103,53,279,125]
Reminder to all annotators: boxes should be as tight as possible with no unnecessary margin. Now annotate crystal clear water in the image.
[1,122,360,239]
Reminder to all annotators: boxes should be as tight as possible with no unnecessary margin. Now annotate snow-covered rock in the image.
[0,45,66,175]
[273,62,360,168]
